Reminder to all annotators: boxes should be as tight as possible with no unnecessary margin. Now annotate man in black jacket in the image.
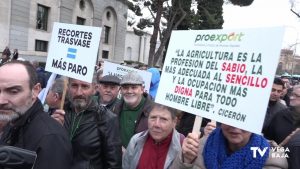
[265,84,300,169]
[53,75,122,169]
[96,75,121,113]
[0,60,72,169]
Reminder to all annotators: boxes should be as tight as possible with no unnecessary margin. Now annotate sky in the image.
[223,0,300,55]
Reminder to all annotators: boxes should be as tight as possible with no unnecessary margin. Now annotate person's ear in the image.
[32,83,41,98]
[54,93,60,100]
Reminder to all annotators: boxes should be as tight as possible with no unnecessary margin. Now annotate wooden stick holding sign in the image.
[59,77,69,109]
[192,116,202,135]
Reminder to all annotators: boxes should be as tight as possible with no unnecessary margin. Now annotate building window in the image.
[102,50,109,59]
[79,0,85,10]
[77,17,86,25]
[35,40,48,52]
[104,26,110,44]
[36,4,49,31]
[106,11,111,20]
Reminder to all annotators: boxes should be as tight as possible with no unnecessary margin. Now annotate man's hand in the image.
[51,109,65,125]
[182,133,200,164]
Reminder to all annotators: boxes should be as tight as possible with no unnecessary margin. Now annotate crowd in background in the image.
[0,46,299,169]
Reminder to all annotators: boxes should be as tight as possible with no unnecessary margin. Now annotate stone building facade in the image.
[124,30,151,65]
[277,49,300,75]
[0,0,128,63]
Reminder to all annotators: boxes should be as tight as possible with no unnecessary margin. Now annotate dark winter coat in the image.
[286,131,300,169]
[264,108,298,144]
[0,100,72,169]
[64,99,122,169]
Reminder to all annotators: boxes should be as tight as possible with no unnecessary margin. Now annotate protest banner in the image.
[103,61,152,92]
[156,27,285,134]
[45,22,101,83]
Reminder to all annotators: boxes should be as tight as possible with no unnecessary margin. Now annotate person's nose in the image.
[0,93,8,105]
[153,118,161,127]
[75,86,84,95]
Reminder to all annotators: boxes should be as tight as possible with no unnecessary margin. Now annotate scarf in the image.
[203,128,269,169]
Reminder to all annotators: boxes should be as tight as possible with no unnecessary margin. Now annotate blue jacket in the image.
[147,68,161,100]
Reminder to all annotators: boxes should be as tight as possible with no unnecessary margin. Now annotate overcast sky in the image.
[223,0,300,55]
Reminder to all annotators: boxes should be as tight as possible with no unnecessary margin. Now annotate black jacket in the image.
[94,92,120,113]
[0,100,72,169]
[64,99,122,169]
[264,108,298,144]
[286,131,300,169]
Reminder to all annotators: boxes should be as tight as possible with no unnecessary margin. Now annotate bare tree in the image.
[290,0,300,18]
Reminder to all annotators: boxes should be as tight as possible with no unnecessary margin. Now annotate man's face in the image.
[282,78,291,88]
[45,90,60,108]
[270,84,283,101]
[0,64,39,122]
[221,124,251,151]
[120,84,144,108]
[98,83,120,105]
[148,107,176,142]
[68,79,95,112]
[289,87,300,108]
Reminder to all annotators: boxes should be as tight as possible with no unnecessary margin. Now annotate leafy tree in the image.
[192,0,224,30]
[225,0,254,6]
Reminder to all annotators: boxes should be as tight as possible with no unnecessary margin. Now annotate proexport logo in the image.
[194,32,245,43]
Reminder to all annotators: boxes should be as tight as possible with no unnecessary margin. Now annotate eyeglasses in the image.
[290,92,300,98]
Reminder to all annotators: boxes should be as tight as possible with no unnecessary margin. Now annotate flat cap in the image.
[99,75,121,85]
[120,71,144,85]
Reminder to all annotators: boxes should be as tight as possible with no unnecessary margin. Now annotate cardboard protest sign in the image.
[103,61,152,92]
[45,22,101,83]
[156,27,284,134]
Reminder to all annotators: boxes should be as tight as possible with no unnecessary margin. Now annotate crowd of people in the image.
[0,49,299,169]
[0,46,18,66]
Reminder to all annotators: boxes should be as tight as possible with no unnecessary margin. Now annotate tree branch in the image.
[291,8,300,18]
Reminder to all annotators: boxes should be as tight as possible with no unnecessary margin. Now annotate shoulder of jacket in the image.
[97,105,117,120]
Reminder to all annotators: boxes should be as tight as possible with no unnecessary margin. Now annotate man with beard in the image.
[114,71,154,148]
[262,77,287,134]
[96,75,121,113]
[54,75,122,169]
[0,60,72,169]
[265,84,300,169]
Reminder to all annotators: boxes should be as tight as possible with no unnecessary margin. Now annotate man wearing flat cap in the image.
[114,71,154,148]
[96,75,121,113]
